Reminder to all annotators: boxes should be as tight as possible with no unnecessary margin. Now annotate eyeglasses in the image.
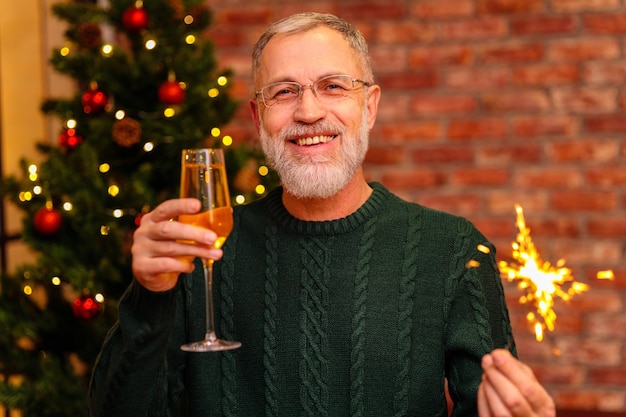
[255,74,371,108]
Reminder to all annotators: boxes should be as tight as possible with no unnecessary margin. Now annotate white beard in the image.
[259,105,370,199]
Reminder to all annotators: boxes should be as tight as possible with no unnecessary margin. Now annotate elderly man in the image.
[88,12,555,417]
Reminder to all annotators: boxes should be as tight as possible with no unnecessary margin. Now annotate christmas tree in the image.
[0,1,276,415]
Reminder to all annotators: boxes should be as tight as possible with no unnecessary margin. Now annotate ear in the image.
[249,98,261,134]
[365,84,381,130]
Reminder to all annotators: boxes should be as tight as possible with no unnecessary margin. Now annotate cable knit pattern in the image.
[89,183,517,417]
[221,222,239,417]
[393,206,421,417]
[299,237,331,417]
[350,215,376,417]
[263,225,279,417]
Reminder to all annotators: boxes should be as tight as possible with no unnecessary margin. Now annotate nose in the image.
[293,85,326,123]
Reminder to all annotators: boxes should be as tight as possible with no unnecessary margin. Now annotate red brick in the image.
[451,168,509,186]
[381,169,447,189]
[546,139,619,163]
[513,63,579,86]
[377,71,438,90]
[587,315,626,338]
[482,90,550,112]
[552,389,625,412]
[411,145,474,164]
[411,94,477,116]
[478,42,544,63]
[548,38,620,61]
[590,368,626,386]
[512,116,576,137]
[375,120,441,142]
[214,7,273,25]
[445,68,511,89]
[583,13,626,34]
[525,218,580,238]
[374,96,411,122]
[370,47,408,74]
[472,217,515,239]
[365,146,407,165]
[376,21,436,44]
[532,363,586,385]
[484,190,547,214]
[549,240,623,264]
[476,144,542,165]
[409,45,473,67]
[558,338,623,366]
[583,61,626,85]
[551,0,621,12]
[412,0,474,18]
[514,168,584,189]
[550,191,617,211]
[440,17,507,40]
[587,167,626,186]
[477,0,545,13]
[587,217,626,237]
[585,114,626,133]
[415,193,482,216]
[340,2,407,19]
[448,118,507,140]
[552,88,617,113]
[510,15,577,35]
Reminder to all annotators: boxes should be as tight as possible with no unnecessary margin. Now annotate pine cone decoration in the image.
[112,117,142,147]
[77,22,102,50]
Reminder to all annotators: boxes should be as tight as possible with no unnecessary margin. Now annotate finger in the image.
[479,376,511,417]
[482,352,534,416]
[477,381,492,417]
[136,211,218,250]
[490,350,553,414]
[145,198,201,223]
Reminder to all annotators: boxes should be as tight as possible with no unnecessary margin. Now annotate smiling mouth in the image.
[292,135,336,146]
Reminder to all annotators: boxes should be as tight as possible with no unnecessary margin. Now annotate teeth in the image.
[295,135,333,146]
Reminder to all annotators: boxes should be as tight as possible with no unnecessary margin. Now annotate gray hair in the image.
[252,12,374,85]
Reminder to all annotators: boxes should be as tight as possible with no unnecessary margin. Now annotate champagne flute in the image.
[178,148,241,352]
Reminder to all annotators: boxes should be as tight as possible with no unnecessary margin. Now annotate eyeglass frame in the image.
[255,74,371,108]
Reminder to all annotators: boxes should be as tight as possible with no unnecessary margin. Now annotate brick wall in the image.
[205,0,626,412]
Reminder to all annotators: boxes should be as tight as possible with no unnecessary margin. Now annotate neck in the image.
[281,170,372,221]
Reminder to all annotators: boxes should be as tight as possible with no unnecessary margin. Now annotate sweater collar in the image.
[265,182,389,236]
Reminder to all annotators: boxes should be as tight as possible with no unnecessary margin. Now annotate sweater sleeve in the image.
[443,222,516,417]
[88,279,187,417]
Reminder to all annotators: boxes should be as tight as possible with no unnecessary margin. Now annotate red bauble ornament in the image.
[158,80,185,105]
[72,294,102,320]
[58,128,83,151]
[33,206,62,236]
[82,86,108,114]
[122,5,149,32]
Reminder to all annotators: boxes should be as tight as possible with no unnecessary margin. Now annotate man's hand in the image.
[131,198,224,292]
[478,349,556,417]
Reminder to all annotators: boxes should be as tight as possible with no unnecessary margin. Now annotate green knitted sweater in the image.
[89,182,515,417]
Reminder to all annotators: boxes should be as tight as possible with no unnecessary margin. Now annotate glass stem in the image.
[203,259,217,342]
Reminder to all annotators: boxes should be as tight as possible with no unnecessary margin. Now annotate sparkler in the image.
[498,205,590,342]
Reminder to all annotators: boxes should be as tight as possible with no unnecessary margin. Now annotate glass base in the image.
[181,338,241,352]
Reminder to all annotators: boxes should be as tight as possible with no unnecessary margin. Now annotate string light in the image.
[184,15,194,25]
[164,108,176,117]
[208,88,219,98]
[185,35,196,44]
[102,44,114,56]
[145,39,157,50]
[211,127,220,137]
[221,135,233,146]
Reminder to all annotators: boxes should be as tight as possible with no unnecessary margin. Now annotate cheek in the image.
[259,110,289,136]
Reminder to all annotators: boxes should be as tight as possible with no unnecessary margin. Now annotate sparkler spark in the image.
[498,205,590,342]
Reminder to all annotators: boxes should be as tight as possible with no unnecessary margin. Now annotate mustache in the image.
[277,121,346,141]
